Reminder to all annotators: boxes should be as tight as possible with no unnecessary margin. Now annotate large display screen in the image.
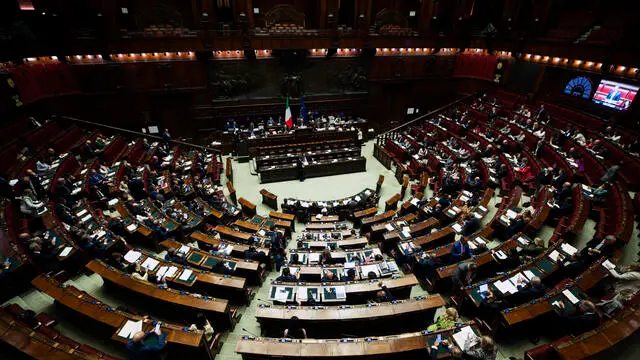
[564,76,592,99]
[592,79,638,111]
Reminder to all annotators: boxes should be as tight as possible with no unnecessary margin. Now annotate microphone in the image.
[255,298,271,306]
[242,328,260,338]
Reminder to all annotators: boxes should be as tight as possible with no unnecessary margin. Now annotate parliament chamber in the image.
[1,1,640,359]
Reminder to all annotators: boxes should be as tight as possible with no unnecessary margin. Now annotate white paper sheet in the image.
[179,269,193,281]
[562,289,580,304]
[602,260,616,270]
[452,223,463,233]
[141,257,159,271]
[275,287,290,302]
[385,224,394,231]
[560,243,578,256]
[334,286,346,299]
[549,250,561,262]
[453,326,478,349]
[178,245,190,254]
[165,266,178,278]
[76,209,88,217]
[156,266,169,278]
[124,250,142,263]
[59,247,73,257]
[126,223,138,232]
[117,320,143,339]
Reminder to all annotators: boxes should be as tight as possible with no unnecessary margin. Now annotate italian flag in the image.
[284,97,293,129]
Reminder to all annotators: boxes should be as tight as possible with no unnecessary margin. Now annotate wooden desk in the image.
[226,181,236,204]
[352,207,377,226]
[384,193,401,212]
[31,275,208,353]
[309,215,340,223]
[272,274,418,303]
[382,218,439,245]
[160,239,263,284]
[0,310,102,360]
[370,213,418,242]
[86,260,233,330]
[233,220,261,234]
[255,295,446,337]
[260,189,278,210]
[299,237,369,251]
[215,225,252,243]
[400,175,409,199]
[376,174,384,193]
[226,157,233,184]
[190,231,270,258]
[239,197,257,217]
[236,322,479,360]
[360,210,394,232]
[305,223,341,231]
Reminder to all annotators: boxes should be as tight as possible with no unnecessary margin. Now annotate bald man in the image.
[126,327,167,360]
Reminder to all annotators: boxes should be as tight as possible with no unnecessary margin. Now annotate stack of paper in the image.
[493,250,507,260]
[452,223,463,233]
[165,267,178,278]
[517,237,530,245]
[124,250,142,263]
[126,223,138,232]
[385,224,394,231]
[178,245,190,254]
[334,286,347,299]
[274,287,290,302]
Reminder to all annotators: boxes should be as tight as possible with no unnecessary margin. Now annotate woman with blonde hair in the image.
[427,307,459,331]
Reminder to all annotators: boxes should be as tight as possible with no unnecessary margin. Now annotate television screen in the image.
[564,76,593,99]
[592,79,638,111]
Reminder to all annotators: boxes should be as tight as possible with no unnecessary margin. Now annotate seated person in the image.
[450,235,471,263]
[322,270,341,282]
[514,276,546,303]
[461,215,480,236]
[427,307,459,331]
[165,247,186,264]
[343,268,358,282]
[283,316,307,339]
[375,281,395,302]
[520,237,547,259]
[579,235,617,265]
[557,300,601,335]
[127,328,167,359]
[20,189,44,216]
[276,267,298,282]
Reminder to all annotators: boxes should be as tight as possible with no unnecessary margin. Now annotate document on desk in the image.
[479,284,489,293]
[410,198,419,206]
[81,214,92,223]
[156,266,169,278]
[126,223,138,232]
[59,247,73,257]
[178,245,190,254]
[602,259,616,270]
[142,257,159,271]
[562,289,580,304]
[179,269,193,281]
[118,320,143,339]
[453,326,478,349]
[334,286,347,299]
[385,224,394,231]
[165,266,178,278]
[523,270,536,281]
[560,243,578,256]
[360,264,380,278]
[506,209,518,219]
[76,209,88,217]
[548,250,561,262]
[275,287,290,302]
[124,250,142,263]
[452,223,463,233]
[493,250,507,260]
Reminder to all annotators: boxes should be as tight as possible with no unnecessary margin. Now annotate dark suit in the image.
[126,332,167,360]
